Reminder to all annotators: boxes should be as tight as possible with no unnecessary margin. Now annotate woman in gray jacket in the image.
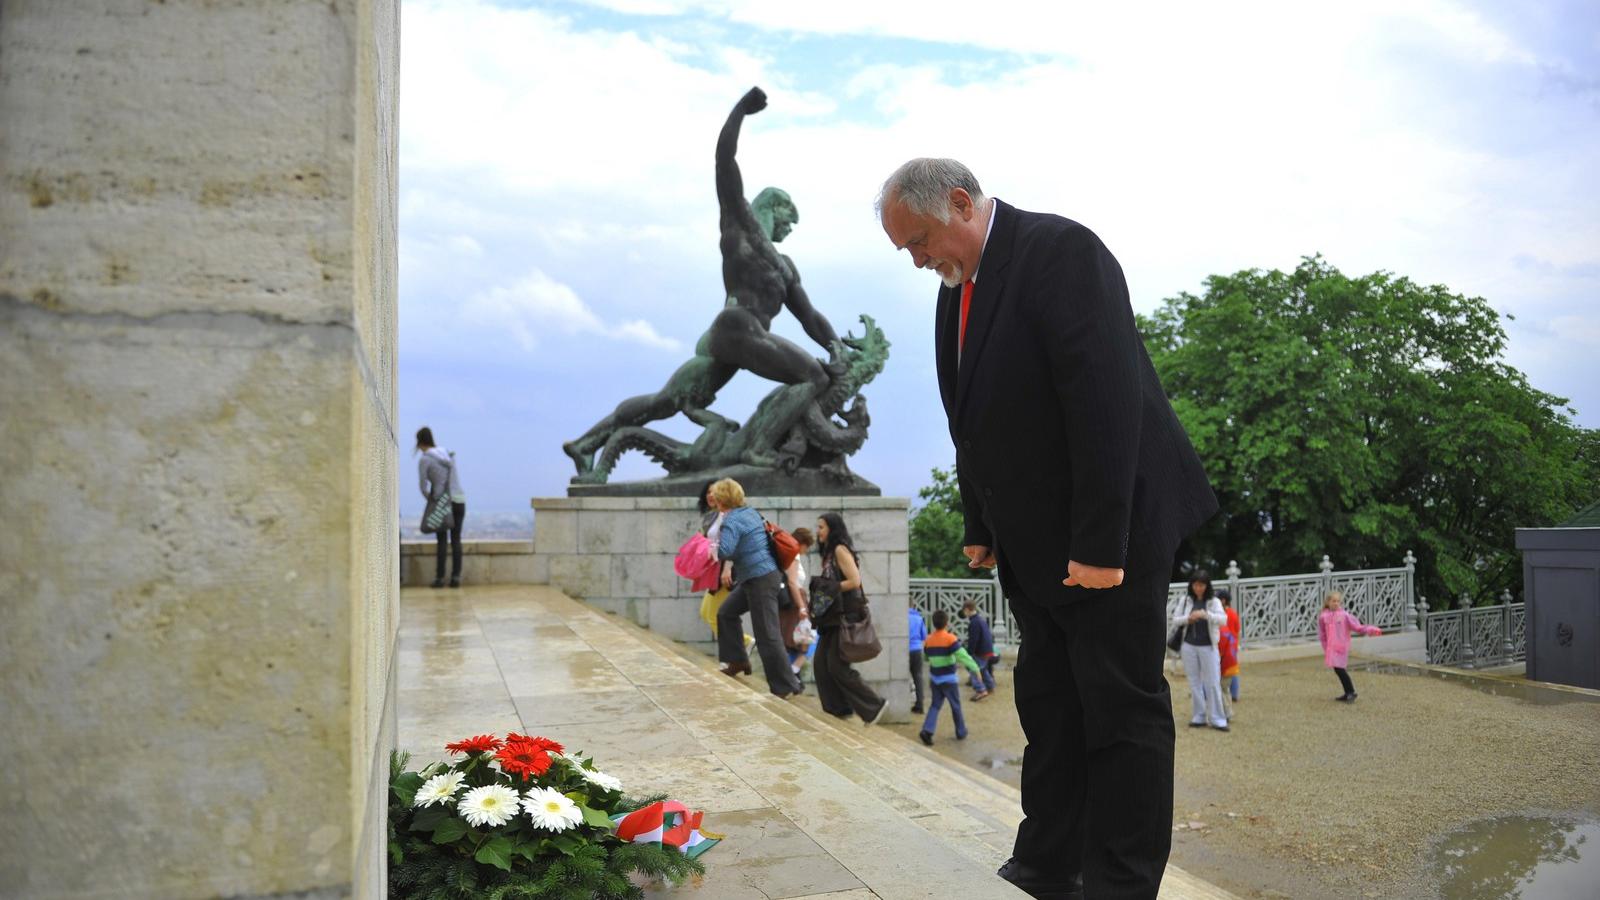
[416,427,466,588]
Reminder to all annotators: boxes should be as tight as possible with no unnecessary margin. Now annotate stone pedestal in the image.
[531,496,913,719]
[0,2,399,897]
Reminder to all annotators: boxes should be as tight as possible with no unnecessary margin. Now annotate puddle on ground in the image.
[1429,814,1599,900]
[979,752,1021,771]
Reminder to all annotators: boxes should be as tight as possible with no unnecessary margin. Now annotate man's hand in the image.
[964,545,997,569]
[1063,560,1124,589]
[738,86,768,115]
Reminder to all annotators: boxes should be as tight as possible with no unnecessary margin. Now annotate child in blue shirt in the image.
[908,606,928,714]
[961,600,996,700]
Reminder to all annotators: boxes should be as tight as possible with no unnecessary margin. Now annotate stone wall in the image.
[530,496,914,720]
[401,539,543,587]
[0,2,399,897]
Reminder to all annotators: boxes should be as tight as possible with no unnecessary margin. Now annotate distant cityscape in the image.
[399,509,533,541]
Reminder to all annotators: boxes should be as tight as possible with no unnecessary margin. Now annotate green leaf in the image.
[431,816,469,844]
[391,772,424,807]
[410,804,448,832]
[474,835,515,871]
[579,804,615,830]
[550,832,581,856]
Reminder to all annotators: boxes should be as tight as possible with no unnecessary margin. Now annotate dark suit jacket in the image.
[937,199,1217,605]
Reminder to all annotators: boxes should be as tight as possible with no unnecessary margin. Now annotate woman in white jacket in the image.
[1173,570,1229,731]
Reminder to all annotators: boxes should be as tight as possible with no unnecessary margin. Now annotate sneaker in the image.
[865,701,888,727]
[919,730,933,746]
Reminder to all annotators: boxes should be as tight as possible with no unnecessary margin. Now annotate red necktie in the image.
[958,280,974,352]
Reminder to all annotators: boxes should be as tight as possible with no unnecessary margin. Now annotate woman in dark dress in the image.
[810,512,887,724]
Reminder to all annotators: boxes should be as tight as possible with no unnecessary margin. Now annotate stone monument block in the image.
[0,2,399,897]
[530,496,914,719]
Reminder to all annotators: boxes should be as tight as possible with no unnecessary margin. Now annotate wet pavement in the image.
[398,585,1238,899]
[864,651,1600,900]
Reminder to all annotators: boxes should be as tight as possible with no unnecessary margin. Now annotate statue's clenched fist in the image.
[738,86,768,115]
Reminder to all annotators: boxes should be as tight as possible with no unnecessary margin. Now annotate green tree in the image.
[1140,256,1599,607]
[909,466,984,579]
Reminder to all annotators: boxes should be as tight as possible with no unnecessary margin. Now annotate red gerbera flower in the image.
[444,734,503,755]
[495,740,555,781]
[505,732,565,755]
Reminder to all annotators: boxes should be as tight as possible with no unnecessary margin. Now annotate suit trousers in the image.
[1002,562,1175,900]
[717,571,802,697]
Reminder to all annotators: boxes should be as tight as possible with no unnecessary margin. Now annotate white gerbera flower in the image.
[523,786,583,832]
[459,784,520,827]
[577,767,623,793]
[413,770,467,808]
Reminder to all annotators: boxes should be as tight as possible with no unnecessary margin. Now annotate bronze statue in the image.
[563,87,887,495]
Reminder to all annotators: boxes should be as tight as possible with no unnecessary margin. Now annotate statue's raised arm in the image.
[716,87,767,235]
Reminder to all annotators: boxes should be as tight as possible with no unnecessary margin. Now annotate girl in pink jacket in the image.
[1317,591,1381,702]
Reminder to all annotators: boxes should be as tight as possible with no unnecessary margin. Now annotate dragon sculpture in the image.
[577,315,888,487]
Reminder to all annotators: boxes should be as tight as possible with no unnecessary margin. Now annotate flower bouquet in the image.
[388,732,716,899]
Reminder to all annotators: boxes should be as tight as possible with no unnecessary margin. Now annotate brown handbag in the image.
[839,601,881,663]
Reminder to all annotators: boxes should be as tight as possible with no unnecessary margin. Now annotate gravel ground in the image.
[879,656,1600,899]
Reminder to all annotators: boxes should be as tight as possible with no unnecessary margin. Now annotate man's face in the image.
[881,190,977,289]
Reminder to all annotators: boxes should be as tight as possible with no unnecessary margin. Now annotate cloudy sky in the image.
[398,0,1600,516]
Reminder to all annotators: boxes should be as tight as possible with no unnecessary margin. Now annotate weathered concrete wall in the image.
[530,496,915,721]
[0,2,399,898]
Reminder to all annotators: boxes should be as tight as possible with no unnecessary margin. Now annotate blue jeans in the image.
[922,681,967,738]
[1228,674,1239,701]
[969,655,996,693]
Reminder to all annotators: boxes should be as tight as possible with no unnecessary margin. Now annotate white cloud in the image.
[466,270,683,352]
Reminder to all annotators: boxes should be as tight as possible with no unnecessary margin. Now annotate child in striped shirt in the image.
[919,610,985,746]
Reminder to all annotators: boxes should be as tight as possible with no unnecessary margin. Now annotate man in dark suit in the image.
[878,159,1217,900]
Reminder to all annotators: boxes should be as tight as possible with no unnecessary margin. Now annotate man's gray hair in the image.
[876,158,986,223]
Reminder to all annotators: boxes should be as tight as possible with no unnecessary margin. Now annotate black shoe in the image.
[997,858,1084,900]
[449,576,460,588]
[1336,692,1355,702]
[430,578,445,589]
[919,730,933,746]
[1212,723,1230,732]
[910,704,924,714]
[1189,720,1207,728]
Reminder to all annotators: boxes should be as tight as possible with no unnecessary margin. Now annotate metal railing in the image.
[1421,591,1526,668]
[1164,553,1420,644]
[907,576,1013,644]
[912,552,1526,669]
[908,551,1420,649]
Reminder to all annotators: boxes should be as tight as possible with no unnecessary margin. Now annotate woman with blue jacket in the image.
[711,478,803,697]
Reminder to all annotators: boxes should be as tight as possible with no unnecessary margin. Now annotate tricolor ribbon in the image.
[611,800,722,859]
